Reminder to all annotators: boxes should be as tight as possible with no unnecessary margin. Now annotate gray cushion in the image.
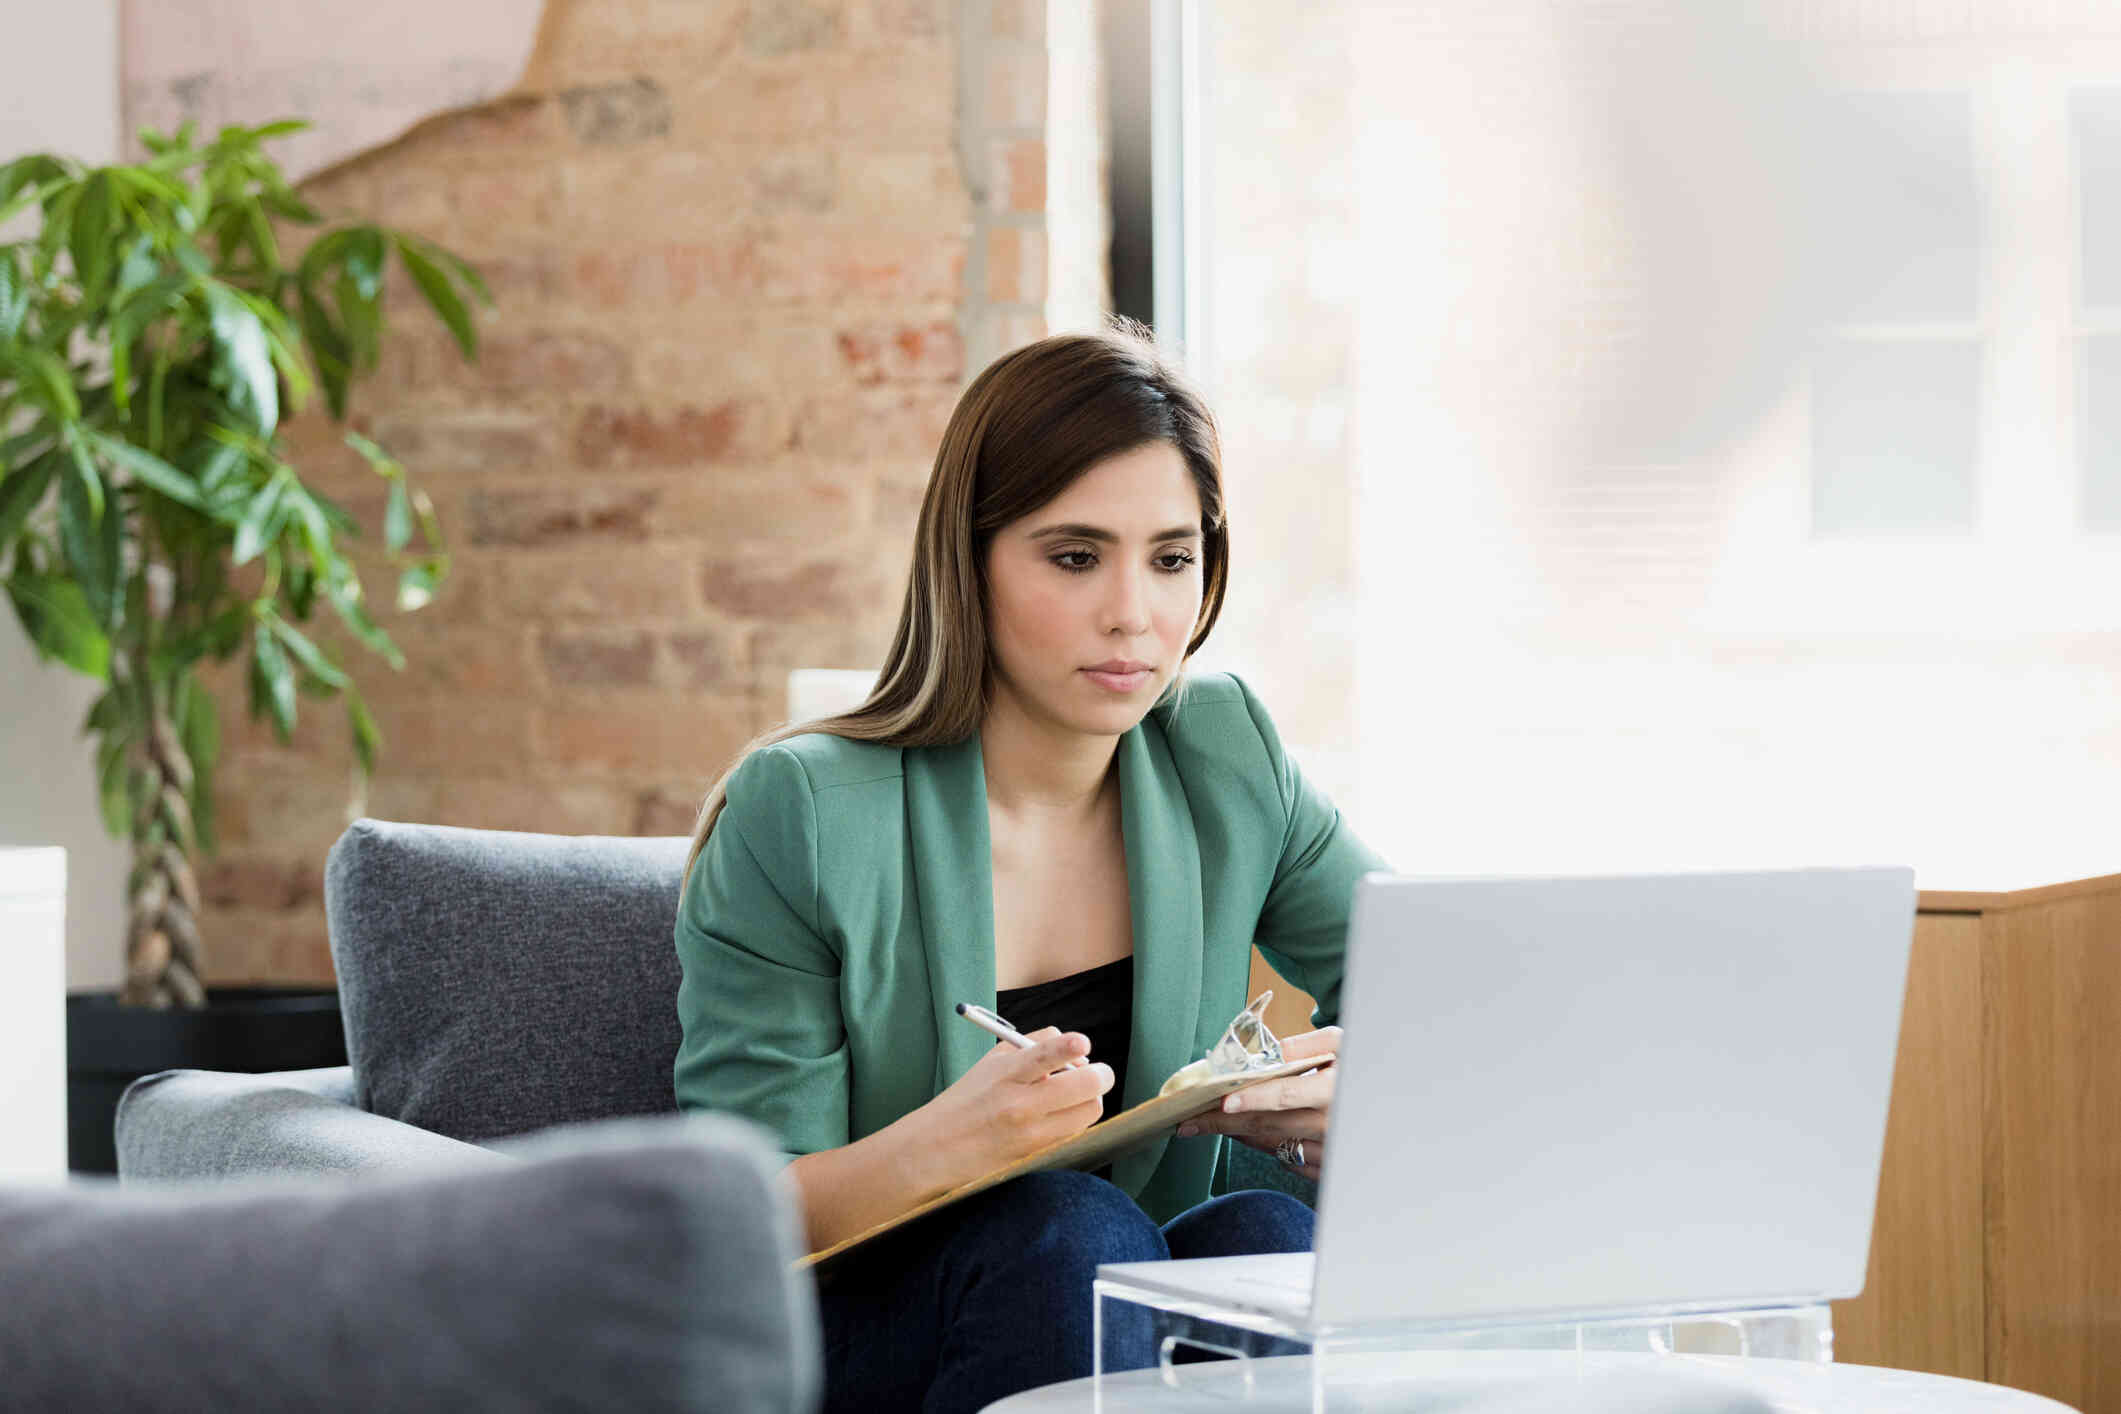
[1,1111,819,1414]
[115,1067,500,1182]
[326,819,690,1143]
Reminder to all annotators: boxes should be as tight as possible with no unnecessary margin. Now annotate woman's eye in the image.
[1053,551,1096,572]
[1155,552,1197,573]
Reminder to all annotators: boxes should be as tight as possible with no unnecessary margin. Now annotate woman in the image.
[674,320,1386,1413]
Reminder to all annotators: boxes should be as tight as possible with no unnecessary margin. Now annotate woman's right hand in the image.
[915,1028,1114,1187]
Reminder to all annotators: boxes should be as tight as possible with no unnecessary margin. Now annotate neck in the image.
[979,685,1120,821]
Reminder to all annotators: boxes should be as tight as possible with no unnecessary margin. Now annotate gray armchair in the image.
[117,816,1313,1201]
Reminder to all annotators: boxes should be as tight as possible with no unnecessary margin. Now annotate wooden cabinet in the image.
[1248,868,2121,1412]
[1836,872,2121,1414]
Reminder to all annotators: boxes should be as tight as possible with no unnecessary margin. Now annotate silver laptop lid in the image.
[1312,866,1915,1328]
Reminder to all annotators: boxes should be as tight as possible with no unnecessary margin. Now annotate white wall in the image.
[0,0,130,991]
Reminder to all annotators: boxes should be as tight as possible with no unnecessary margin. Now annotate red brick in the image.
[989,136,1046,213]
[868,0,946,41]
[984,45,1046,130]
[537,691,754,774]
[794,385,956,458]
[986,0,1045,44]
[836,320,963,383]
[755,231,965,302]
[700,556,867,620]
[467,484,658,547]
[210,756,362,859]
[415,95,559,151]
[633,784,709,837]
[985,224,1046,304]
[654,466,866,544]
[838,151,968,228]
[451,166,564,232]
[828,53,956,135]
[489,548,702,620]
[366,412,559,477]
[752,149,836,213]
[198,855,308,911]
[747,619,897,686]
[539,628,658,687]
[573,401,791,468]
[746,0,846,55]
[432,778,637,835]
[372,698,538,775]
[679,65,835,141]
[665,627,746,690]
[558,76,673,145]
[462,331,634,395]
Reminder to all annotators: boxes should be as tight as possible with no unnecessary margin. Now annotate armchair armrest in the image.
[116,1067,503,1183]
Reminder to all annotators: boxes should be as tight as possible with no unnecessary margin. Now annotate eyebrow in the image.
[1026,522,1202,544]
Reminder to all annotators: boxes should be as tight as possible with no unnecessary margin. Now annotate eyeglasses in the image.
[1202,990,1283,1076]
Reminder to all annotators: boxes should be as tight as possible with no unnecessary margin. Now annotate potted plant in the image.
[0,119,487,1169]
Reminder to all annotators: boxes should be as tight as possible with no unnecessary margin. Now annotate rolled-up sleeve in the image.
[1234,676,1390,1029]
[673,745,850,1161]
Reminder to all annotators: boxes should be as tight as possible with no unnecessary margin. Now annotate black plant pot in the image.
[66,986,348,1175]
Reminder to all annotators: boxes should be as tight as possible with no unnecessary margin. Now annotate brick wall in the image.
[178,0,1069,983]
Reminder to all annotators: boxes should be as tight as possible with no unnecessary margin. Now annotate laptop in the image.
[1103,865,1917,1331]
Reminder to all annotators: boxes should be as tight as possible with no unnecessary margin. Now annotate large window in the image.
[1167,2,2121,889]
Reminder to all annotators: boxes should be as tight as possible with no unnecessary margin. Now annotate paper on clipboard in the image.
[799,1051,1333,1268]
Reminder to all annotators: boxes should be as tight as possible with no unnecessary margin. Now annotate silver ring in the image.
[1274,1138,1306,1170]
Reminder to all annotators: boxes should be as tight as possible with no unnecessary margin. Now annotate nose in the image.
[1103,562,1152,637]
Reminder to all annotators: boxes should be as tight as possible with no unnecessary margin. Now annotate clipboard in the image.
[800,991,1332,1268]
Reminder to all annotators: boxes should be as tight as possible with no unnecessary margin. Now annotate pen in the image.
[955,1001,1088,1069]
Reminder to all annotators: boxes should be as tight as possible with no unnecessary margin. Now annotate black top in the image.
[995,956,1135,1181]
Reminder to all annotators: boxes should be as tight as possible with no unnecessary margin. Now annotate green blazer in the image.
[672,671,1388,1225]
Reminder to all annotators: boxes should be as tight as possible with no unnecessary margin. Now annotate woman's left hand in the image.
[1173,1025,1339,1182]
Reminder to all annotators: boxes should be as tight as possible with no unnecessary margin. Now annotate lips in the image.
[1082,663,1153,693]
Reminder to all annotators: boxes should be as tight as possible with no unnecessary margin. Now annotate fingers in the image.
[994,1027,1090,1076]
[1176,1105,1327,1143]
[1278,1026,1342,1062]
[1034,1058,1114,1114]
[1216,1067,1335,1117]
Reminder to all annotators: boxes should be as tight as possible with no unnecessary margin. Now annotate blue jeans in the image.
[813,1169,1314,1414]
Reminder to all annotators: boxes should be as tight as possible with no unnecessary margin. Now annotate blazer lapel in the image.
[904,719,1208,1196]
[904,732,998,1092]
[1111,716,1206,1194]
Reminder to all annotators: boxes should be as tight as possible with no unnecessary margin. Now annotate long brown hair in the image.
[682,317,1230,880]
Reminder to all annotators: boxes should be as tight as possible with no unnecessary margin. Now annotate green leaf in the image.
[266,609,349,689]
[297,282,352,420]
[347,691,380,776]
[96,733,133,837]
[334,267,380,372]
[86,430,208,511]
[0,344,82,422]
[246,118,311,141]
[62,428,103,521]
[67,172,115,304]
[203,283,278,432]
[250,617,296,741]
[343,428,399,473]
[393,234,477,359]
[56,448,119,628]
[395,559,440,613]
[80,682,126,736]
[0,456,55,548]
[232,471,286,566]
[5,571,109,675]
[321,565,403,669]
[176,668,220,781]
[0,247,27,341]
[384,476,411,552]
[343,227,386,301]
